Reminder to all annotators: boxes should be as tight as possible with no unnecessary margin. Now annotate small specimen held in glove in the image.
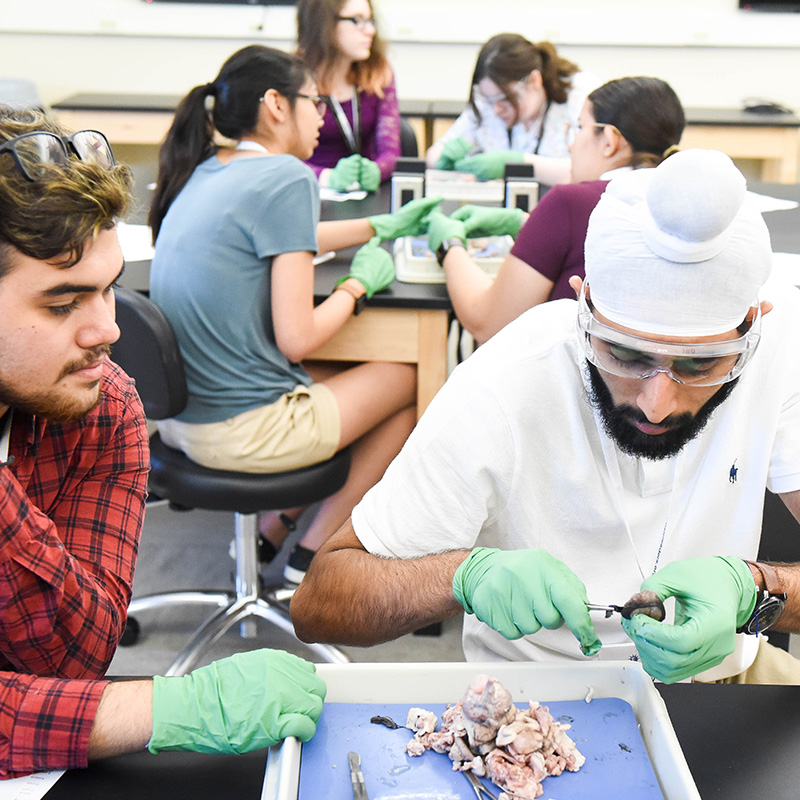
[621,590,666,622]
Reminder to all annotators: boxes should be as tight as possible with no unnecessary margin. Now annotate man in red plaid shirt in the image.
[0,108,325,777]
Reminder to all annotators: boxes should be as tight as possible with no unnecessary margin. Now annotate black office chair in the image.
[399,116,420,157]
[113,288,351,674]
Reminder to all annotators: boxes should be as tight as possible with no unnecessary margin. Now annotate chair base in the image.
[126,511,350,675]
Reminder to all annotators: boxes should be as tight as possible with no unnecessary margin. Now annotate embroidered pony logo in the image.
[729,460,738,483]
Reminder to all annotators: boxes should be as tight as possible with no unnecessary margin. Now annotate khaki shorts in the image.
[156,383,340,473]
[695,637,800,685]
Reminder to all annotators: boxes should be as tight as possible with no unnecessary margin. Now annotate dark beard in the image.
[586,362,737,460]
[0,345,110,423]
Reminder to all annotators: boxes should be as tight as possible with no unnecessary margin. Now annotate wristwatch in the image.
[436,237,466,267]
[736,560,787,635]
[335,279,367,315]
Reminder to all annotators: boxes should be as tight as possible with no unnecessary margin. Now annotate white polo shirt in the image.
[353,283,800,672]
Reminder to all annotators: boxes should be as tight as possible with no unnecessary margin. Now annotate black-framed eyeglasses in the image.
[0,129,115,182]
[296,93,329,117]
[337,14,376,30]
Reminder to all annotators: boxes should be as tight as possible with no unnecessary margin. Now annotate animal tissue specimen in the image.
[404,674,584,799]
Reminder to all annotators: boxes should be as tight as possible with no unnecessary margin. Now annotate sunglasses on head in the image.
[0,129,115,182]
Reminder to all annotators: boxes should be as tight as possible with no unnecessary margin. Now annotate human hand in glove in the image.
[328,153,364,192]
[436,136,472,170]
[426,211,467,255]
[368,195,444,242]
[338,236,395,298]
[450,205,526,238]
[148,649,326,754]
[358,157,381,191]
[622,556,757,684]
[452,547,602,656]
[454,150,526,181]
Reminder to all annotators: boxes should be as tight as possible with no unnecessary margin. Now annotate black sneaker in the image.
[283,544,315,584]
[228,534,278,564]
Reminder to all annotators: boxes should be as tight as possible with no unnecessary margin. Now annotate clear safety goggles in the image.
[0,129,115,182]
[576,283,762,387]
[474,76,529,108]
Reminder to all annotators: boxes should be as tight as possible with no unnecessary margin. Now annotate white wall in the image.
[1,0,800,110]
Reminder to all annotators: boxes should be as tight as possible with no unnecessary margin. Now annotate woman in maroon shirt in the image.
[440,77,685,344]
[297,0,400,191]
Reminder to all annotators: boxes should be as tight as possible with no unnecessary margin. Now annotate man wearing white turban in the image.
[293,149,800,685]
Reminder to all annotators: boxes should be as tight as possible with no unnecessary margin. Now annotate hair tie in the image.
[661,144,680,160]
[205,82,217,97]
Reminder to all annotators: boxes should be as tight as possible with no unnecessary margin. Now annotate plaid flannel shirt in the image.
[0,361,148,777]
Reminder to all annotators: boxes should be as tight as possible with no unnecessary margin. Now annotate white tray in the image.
[262,661,700,800]
[424,169,505,202]
[393,235,512,284]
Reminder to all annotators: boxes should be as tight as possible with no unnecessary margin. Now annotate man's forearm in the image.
[291,522,469,646]
[88,681,153,760]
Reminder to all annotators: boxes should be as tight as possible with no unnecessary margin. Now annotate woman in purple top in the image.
[297,0,400,192]
[433,77,685,344]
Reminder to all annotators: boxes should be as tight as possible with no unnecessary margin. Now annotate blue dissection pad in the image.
[299,699,664,799]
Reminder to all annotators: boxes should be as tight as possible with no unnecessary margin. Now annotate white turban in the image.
[584,149,772,336]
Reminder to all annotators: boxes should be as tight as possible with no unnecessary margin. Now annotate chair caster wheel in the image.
[119,617,141,647]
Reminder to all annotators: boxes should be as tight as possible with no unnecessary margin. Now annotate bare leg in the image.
[297,361,417,552]
[258,505,307,550]
[298,404,417,551]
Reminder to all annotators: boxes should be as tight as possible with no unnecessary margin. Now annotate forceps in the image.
[462,770,535,800]
[462,771,500,799]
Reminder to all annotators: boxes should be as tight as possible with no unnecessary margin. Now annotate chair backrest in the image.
[399,116,419,158]
[113,288,188,420]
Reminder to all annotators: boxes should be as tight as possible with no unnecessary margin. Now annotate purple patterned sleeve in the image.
[371,73,400,181]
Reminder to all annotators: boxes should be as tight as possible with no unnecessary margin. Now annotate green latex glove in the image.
[328,153,364,192]
[368,195,444,243]
[621,556,757,684]
[453,547,602,656]
[148,649,326,754]
[340,236,395,298]
[454,150,526,181]
[436,136,472,170]
[450,205,525,238]
[426,211,467,255]
[359,157,381,192]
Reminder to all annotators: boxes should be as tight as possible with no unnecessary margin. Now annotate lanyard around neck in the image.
[596,411,681,581]
[329,88,361,155]
[530,100,551,156]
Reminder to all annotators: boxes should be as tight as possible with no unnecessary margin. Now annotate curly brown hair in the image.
[0,106,132,277]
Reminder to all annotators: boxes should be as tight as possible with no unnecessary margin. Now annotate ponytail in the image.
[533,41,578,106]
[149,84,216,242]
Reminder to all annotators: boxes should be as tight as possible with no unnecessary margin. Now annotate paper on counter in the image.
[0,770,64,800]
[747,191,800,213]
[319,187,368,202]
